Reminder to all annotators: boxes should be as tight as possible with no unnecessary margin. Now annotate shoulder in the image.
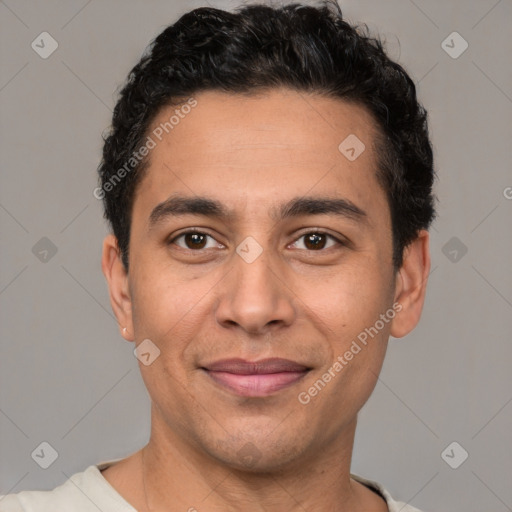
[0,463,135,512]
[351,473,425,512]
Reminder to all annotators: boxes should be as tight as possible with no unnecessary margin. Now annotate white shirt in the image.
[0,460,424,512]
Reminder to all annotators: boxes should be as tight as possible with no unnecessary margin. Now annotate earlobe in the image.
[390,230,431,339]
[101,234,134,342]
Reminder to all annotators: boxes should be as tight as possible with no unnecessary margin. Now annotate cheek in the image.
[306,261,393,340]
[130,260,198,338]
[129,265,219,378]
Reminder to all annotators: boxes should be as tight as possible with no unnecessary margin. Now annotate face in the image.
[104,88,427,472]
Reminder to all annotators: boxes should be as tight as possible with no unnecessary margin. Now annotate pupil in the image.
[305,233,326,250]
[186,233,206,249]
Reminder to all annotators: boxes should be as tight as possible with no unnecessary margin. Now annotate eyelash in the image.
[168,228,346,252]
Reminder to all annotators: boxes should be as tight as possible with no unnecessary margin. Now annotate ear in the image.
[101,234,134,341]
[390,229,431,338]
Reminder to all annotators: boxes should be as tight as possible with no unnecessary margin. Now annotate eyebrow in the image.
[148,194,368,228]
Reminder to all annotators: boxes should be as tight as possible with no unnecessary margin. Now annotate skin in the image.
[101,88,430,511]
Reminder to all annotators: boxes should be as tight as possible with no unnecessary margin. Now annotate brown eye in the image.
[171,231,220,250]
[184,233,207,249]
[291,231,340,251]
[303,233,328,250]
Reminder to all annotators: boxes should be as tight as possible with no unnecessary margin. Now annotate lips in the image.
[202,358,311,397]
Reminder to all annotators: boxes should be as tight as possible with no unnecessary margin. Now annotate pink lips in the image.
[202,358,310,397]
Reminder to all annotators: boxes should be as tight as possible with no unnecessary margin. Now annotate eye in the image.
[168,229,345,253]
[290,231,342,251]
[170,230,223,250]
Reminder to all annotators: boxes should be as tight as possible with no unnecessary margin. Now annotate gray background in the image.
[1,0,511,511]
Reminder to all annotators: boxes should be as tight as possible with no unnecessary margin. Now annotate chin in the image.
[208,430,309,474]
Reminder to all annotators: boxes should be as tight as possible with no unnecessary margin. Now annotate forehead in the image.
[133,88,388,224]
[149,89,378,163]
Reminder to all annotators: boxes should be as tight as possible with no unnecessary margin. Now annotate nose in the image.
[214,245,296,335]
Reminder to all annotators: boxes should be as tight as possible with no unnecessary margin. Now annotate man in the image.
[1,1,435,510]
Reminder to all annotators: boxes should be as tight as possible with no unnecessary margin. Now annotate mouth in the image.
[201,358,312,397]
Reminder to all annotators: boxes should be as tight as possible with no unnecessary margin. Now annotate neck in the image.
[141,408,364,512]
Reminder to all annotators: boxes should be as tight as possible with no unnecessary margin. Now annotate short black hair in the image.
[97,0,436,270]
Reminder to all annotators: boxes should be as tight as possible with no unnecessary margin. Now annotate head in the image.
[100,1,435,472]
